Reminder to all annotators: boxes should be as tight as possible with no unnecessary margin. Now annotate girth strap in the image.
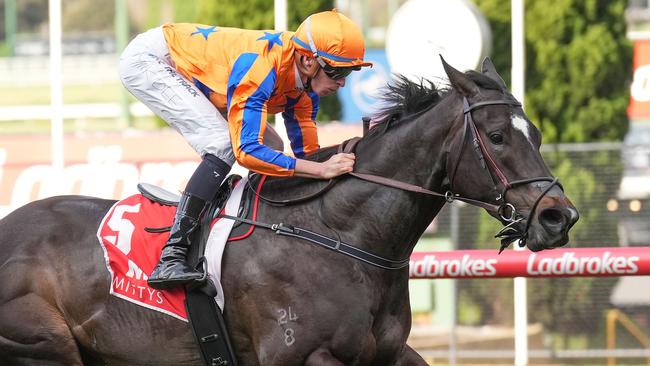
[182,193,238,366]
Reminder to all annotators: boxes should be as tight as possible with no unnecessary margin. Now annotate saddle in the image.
[138,175,251,366]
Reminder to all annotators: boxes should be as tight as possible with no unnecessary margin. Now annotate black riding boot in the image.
[148,192,207,290]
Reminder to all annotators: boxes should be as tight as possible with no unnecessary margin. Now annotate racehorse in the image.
[0,58,578,365]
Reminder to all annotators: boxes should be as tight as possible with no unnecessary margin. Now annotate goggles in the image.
[321,63,360,80]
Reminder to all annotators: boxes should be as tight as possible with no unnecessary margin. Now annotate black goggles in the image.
[321,63,361,80]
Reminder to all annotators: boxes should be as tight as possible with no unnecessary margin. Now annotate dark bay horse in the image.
[0,58,578,365]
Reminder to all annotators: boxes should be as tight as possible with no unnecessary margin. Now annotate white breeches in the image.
[118,27,235,165]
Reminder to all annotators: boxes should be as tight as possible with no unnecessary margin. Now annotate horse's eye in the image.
[489,133,504,145]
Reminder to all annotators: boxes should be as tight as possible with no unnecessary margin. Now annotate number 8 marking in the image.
[284,328,295,346]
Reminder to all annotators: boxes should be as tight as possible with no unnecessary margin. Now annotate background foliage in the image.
[475,0,632,144]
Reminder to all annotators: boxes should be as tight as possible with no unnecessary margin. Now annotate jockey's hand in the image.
[294,153,355,179]
[320,153,355,178]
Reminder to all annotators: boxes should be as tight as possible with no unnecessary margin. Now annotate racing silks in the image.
[163,23,319,176]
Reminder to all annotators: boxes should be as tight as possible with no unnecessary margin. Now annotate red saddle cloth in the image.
[97,194,188,321]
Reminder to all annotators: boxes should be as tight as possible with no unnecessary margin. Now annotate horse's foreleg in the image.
[305,348,345,366]
[394,345,429,366]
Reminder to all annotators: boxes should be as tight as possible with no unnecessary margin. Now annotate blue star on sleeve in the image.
[191,26,218,40]
[257,31,283,51]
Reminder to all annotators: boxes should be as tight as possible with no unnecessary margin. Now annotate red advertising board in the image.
[629,40,650,119]
[409,247,650,278]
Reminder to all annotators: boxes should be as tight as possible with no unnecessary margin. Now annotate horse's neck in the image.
[322,100,458,261]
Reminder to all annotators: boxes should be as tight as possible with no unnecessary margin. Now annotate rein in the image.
[248,137,499,213]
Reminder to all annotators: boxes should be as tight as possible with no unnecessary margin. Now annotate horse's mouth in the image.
[495,219,572,253]
[495,202,578,253]
[525,229,571,252]
[495,219,527,253]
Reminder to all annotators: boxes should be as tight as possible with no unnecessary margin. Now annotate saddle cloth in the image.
[96,176,247,321]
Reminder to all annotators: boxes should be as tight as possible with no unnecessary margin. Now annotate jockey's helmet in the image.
[292,10,373,72]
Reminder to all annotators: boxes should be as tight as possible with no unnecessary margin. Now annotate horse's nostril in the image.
[539,208,566,233]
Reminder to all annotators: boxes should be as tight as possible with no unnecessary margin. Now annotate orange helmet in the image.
[292,10,373,69]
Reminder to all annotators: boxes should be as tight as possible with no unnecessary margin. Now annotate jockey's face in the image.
[310,67,346,96]
[295,54,347,97]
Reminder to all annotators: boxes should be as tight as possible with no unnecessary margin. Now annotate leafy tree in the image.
[0,0,47,34]
[475,0,631,143]
[62,0,114,32]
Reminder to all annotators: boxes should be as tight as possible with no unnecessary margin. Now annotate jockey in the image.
[119,10,372,290]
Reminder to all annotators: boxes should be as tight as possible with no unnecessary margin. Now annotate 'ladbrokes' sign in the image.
[409,248,650,279]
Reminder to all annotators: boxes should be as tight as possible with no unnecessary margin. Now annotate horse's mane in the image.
[372,71,505,127]
[372,75,443,126]
[303,70,505,163]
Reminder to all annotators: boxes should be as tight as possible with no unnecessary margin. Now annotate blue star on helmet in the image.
[257,31,283,51]
[191,26,218,40]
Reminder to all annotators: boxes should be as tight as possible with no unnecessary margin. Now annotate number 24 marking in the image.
[277,307,298,325]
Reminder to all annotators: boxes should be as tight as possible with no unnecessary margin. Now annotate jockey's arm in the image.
[228,59,297,176]
[282,92,354,179]
[228,59,354,178]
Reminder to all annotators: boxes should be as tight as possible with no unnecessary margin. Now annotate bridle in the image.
[249,95,563,253]
[446,97,563,252]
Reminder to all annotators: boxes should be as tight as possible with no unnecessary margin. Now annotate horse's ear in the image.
[440,55,479,98]
[481,57,508,90]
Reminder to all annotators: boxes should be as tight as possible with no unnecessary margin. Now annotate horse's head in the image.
[441,57,578,252]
